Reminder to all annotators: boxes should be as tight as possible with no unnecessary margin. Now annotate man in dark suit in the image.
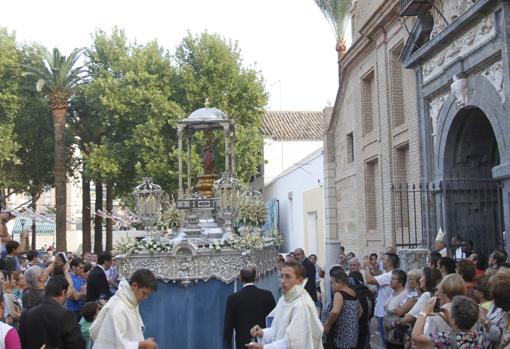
[86,251,113,302]
[19,275,86,349]
[293,248,318,302]
[223,266,276,349]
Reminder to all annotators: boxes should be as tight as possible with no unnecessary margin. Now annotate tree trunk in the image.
[94,181,103,254]
[0,189,7,210]
[105,184,113,251]
[52,107,67,252]
[82,174,91,253]
[29,193,40,250]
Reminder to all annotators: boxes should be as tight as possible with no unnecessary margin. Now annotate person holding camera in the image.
[412,295,483,348]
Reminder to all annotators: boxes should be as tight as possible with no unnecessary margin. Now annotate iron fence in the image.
[392,180,504,256]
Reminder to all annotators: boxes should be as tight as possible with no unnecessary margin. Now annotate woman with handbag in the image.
[384,270,412,348]
[321,269,359,349]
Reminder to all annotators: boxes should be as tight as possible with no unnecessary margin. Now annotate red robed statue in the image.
[203,134,215,174]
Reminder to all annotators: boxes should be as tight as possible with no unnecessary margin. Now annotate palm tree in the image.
[23,47,86,251]
[314,0,352,62]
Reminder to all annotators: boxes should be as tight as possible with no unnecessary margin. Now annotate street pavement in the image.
[369,319,385,349]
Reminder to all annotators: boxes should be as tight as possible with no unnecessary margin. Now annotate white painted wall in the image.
[263,148,324,261]
[263,138,323,185]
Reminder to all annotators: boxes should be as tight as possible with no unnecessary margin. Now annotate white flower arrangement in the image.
[161,202,183,228]
[138,239,173,254]
[238,196,267,226]
[113,237,173,255]
[209,239,226,252]
[197,228,284,252]
[265,228,284,248]
[113,237,139,255]
[113,230,283,255]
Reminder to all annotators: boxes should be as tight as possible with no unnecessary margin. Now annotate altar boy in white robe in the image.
[90,269,158,349]
[247,261,323,349]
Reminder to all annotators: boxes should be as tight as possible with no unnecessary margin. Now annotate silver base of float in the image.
[117,244,278,287]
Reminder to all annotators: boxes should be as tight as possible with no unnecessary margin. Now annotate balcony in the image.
[400,0,433,16]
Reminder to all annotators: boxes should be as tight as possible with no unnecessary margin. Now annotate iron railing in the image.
[392,180,504,256]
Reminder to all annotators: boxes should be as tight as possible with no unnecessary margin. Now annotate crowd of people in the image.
[0,210,160,349]
[224,237,510,349]
[3,209,510,349]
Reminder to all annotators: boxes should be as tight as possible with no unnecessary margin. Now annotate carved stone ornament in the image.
[451,75,470,108]
[431,0,476,38]
[422,14,496,83]
[117,243,278,287]
[480,61,504,102]
[428,94,447,136]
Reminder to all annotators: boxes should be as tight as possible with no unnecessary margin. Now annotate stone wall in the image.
[398,249,430,272]
[324,1,421,260]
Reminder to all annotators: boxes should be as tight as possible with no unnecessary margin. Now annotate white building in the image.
[6,178,84,251]
[252,111,323,189]
[263,148,325,262]
[257,110,325,263]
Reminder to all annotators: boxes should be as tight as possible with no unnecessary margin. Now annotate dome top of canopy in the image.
[178,106,234,133]
[187,107,228,121]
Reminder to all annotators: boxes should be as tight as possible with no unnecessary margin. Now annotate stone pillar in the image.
[499,177,510,255]
[397,248,430,272]
[322,107,340,304]
[324,240,342,303]
[178,127,184,198]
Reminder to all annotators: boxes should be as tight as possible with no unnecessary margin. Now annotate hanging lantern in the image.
[214,172,240,237]
[134,177,163,230]
[214,172,240,213]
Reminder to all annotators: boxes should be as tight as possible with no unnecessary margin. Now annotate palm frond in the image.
[314,0,352,41]
[23,46,87,106]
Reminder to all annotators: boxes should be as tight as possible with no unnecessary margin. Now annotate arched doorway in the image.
[442,107,504,255]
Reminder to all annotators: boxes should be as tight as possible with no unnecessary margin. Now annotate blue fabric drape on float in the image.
[139,270,279,349]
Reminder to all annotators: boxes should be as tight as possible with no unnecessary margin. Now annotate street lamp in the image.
[134,177,163,240]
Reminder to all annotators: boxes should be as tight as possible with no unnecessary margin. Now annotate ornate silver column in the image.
[224,124,230,173]
[177,127,184,198]
[187,133,192,196]
[231,127,236,176]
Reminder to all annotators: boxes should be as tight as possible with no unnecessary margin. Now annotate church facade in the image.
[323,0,422,263]
[400,0,510,255]
[324,0,509,267]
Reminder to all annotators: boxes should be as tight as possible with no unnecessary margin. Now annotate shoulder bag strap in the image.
[449,331,457,349]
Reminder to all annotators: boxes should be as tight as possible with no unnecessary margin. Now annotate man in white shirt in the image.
[247,261,323,349]
[365,252,399,347]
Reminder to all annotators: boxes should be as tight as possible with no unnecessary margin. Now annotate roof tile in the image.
[261,111,323,140]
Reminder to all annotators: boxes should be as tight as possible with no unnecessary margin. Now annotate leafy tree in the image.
[23,47,86,251]
[0,28,22,206]
[83,29,180,188]
[172,32,267,182]
[11,94,54,248]
[68,88,105,253]
[70,30,267,252]
[73,29,182,249]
